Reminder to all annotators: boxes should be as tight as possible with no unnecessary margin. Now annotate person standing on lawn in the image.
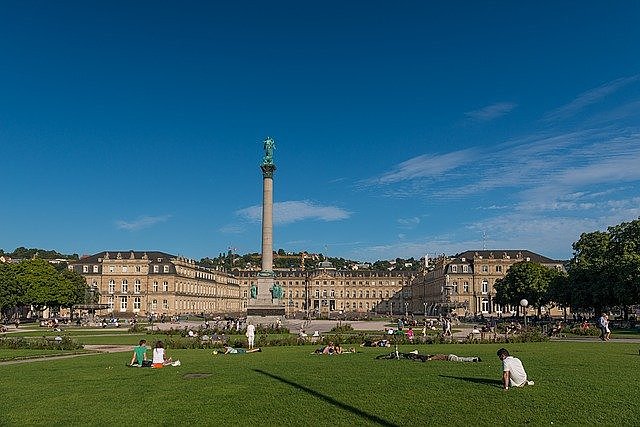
[497,348,534,390]
[246,321,256,349]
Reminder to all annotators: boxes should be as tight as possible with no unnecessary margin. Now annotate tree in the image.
[0,262,23,317]
[568,230,615,314]
[494,261,558,314]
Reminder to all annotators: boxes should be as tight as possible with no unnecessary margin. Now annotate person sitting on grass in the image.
[222,345,261,354]
[152,341,181,368]
[129,339,149,367]
[497,348,533,389]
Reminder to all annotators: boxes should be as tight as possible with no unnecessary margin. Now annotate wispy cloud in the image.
[116,215,171,231]
[544,75,639,121]
[219,224,245,234]
[366,148,476,185]
[465,102,517,122]
[237,200,351,225]
[397,217,420,229]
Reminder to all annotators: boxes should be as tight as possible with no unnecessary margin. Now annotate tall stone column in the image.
[247,137,285,319]
[260,163,275,275]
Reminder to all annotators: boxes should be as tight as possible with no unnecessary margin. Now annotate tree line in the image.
[0,259,90,319]
[495,218,640,319]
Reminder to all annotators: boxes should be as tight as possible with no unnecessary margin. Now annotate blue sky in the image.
[1,2,640,262]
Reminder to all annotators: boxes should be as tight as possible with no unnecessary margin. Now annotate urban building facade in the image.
[410,250,566,317]
[236,262,415,317]
[70,251,242,317]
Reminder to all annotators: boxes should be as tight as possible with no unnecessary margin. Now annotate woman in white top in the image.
[152,341,173,368]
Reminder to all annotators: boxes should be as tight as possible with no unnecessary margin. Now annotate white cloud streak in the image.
[237,200,351,225]
[366,148,477,185]
[116,215,171,231]
[544,75,639,121]
[465,102,517,121]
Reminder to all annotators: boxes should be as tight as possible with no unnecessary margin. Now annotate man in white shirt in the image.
[245,322,256,349]
[497,348,534,389]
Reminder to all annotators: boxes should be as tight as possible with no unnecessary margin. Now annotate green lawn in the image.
[1,341,639,426]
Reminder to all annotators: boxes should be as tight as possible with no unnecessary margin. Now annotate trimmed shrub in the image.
[0,336,83,350]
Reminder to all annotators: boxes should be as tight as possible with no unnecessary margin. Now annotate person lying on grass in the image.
[312,343,357,355]
[376,350,481,362]
[220,345,262,354]
[360,339,391,347]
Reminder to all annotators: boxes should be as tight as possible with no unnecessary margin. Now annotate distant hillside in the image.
[0,247,79,260]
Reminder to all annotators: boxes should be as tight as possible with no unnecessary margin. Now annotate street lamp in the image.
[390,302,393,316]
[423,301,427,318]
[404,302,408,318]
[520,299,529,327]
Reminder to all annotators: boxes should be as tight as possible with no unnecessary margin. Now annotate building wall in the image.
[236,267,415,316]
[70,251,241,317]
[410,250,567,317]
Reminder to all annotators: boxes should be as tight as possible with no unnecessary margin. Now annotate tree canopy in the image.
[494,261,561,312]
[566,218,640,315]
[0,259,88,317]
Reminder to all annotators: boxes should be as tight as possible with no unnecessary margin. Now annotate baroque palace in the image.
[70,249,565,318]
[410,250,566,317]
[236,262,414,317]
[69,251,242,316]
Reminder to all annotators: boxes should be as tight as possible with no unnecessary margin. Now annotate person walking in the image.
[602,314,611,341]
[497,348,534,390]
[598,313,608,341]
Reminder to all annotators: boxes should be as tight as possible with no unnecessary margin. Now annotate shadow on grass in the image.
[253,369,399,427]
[439,375,502,387]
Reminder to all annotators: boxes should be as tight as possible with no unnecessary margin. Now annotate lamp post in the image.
[520,299,529,327]
[390,302,393,316]
[404,302,409,318]
[423,301,427,318]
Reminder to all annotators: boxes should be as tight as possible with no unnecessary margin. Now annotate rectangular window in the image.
[482,281,488,294]
[151,299,157,310]
[83,265,89,273]
[163,281,168,292]
[120,296,127,311]
[153,265,159,273]
[108,281,115,294]
[462,265,469,273]
[153,281,158,292]
[134,281,141,294]
[463,281,469,292]
[136,266,141,272]
[133,297,141,310]
[451,265,457,273]
[496,265,503,273]
[482,265,489,273]
[108,296,114,311]
[163,300,168,309]
[163,265,169,273]
[315,290,320,298]
[121,280,128,293]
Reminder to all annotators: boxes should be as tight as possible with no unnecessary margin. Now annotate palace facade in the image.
[409,250,566,317]
[69,251,242,317]
[236,262,415,317]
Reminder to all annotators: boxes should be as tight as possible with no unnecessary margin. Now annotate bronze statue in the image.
[262,137,275,165]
